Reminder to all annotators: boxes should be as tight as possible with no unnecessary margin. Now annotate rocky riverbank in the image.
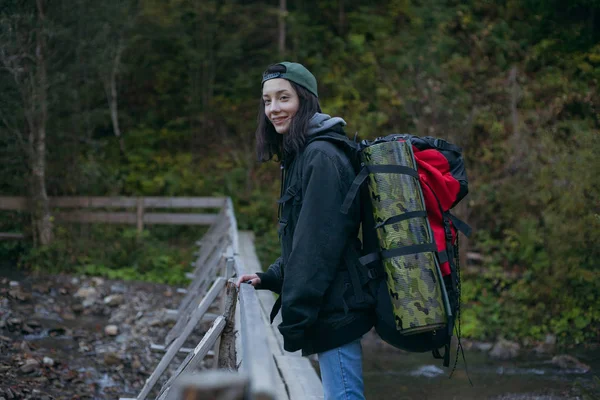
[0,273,207,399]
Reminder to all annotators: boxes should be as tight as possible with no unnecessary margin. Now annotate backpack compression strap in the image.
[340,165,420,214]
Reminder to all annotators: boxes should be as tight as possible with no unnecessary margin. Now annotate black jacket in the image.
[257,120,375,356]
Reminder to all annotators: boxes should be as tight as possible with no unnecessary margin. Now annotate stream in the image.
[362,344,598,399]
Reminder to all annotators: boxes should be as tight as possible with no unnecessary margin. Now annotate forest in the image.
[1,0,599,347]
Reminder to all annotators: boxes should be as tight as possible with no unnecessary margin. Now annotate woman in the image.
[237,62,374,400]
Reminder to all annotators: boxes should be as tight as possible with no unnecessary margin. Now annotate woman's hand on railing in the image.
[236,274,261,288]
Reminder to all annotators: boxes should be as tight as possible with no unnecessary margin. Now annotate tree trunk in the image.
[32,0,53,246]
[338,0,346,36]
[278,0,287,56]
[105,39,126,155]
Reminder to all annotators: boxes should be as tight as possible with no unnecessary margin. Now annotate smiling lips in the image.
[272,117,288,125]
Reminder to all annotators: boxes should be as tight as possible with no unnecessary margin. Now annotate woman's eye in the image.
[264,100,271,105]
[280,96,288,101]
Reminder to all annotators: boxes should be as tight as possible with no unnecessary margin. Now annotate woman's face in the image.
[262,78,300,134]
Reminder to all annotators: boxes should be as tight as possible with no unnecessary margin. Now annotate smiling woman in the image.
[238,62,376,400]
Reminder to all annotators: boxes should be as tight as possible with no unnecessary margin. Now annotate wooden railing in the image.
[0,196,323,399]
[119,198,323,400]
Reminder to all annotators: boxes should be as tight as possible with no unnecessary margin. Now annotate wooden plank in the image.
[53,211,217,225]
[143,197,226,209]
[143,213,218,225]
[52,197,138,208]
[149,343,215,356]
[238,231,288,356]
[176,242,227,315]
[274,355,324,400]
[238,284,277,400]
[155,316,227,399]
[55,211,137,224]
[136,198,144,233]
[0,233,25,240]
[134,278,227,400]
[166,255,225,346]
[165,371,248,400]
[192,226,230,277]
[161,311,218,322]
[225,198,239,255]
[0,196,226,210]
[0,197,27,210]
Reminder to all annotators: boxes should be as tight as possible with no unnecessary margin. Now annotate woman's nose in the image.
[269,101,280,113]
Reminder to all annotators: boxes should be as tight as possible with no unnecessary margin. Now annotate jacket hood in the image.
[307,113,347,136]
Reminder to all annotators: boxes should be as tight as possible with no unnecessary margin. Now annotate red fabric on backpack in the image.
[412,147,461,276]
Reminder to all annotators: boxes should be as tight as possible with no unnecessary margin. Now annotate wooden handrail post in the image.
[136,197,144,236]
[218,279,238,371]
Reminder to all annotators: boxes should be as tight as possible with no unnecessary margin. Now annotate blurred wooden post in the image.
[167,371,248,400]
[136,197,144,235]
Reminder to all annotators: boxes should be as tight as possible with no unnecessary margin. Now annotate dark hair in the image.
[256,69,322,162]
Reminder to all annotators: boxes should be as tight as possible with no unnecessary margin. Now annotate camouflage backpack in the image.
[317,133,471,370]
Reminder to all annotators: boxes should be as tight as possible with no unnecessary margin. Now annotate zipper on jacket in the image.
[278,160,285,221]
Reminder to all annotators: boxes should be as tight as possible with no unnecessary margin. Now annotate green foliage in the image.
[19,225,197,286]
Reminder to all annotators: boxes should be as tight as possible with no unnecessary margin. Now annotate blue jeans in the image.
[317,339,365,400]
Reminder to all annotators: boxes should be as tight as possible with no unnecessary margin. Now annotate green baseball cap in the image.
[262,61,318,98]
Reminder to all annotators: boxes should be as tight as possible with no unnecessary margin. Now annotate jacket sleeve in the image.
[278,148,357,352]
[256,256,283,294]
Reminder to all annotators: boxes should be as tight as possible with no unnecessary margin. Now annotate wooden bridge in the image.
[0,196,324,399]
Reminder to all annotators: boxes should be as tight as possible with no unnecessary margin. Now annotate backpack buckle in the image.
[367,268,378,280]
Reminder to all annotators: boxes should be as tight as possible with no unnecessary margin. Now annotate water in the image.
[362,347,598,400]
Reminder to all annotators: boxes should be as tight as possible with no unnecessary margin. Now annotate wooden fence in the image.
[0,196,226,237]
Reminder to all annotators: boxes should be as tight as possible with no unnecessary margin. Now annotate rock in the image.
[78,341,91,353]
[7,318,22,328]
[103,352,121,366]
[533,334,557,355]
[110,283,127,293]
[551,354,591,372]
[91,277,105,286]
[103,294,124,307]
[8,288,31,302]
[26,320,41,328]
[0,335,10,342]
[104,325,118,336]
[9,281,19,288]
[82,298,96,308]
[74,287,98,299]
[59,287,69,295]
[70,277,80,285]
[21,325,34,334]
[489,338,521,360]
[61,311,76,321]
[20,341,31,352]
[42,356,55,367]
[20,358,40,374]
[71,303,84,313]
[462,340,493,352]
